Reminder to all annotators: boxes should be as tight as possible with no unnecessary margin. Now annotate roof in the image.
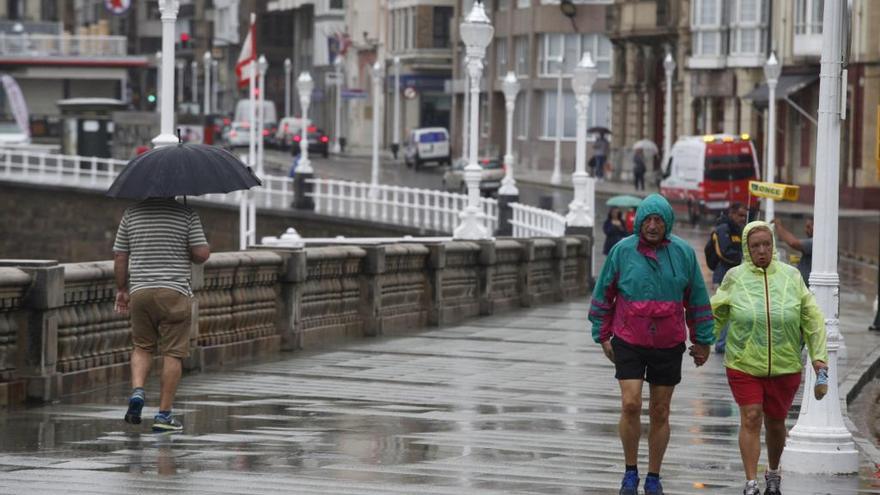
[743,74,819,105]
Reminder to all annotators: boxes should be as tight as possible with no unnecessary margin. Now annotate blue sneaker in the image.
[124,394,144,425]
[644,475,663,495]
[152,413,183,433]
[619,470,639,495]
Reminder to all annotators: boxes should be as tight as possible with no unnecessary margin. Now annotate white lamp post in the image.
[566,52,598,230]
[453,1,493,240]
[662,52,675,168]
[460,56,469,162]
[550,54,565,186]
[152,0,179,147]
[332,55,344,154]
[370,60,383,202]
[211,59,219,113]
[190,60,198,108]
[203,51,211,115]
[499,71,520,197]
[763,51,780,224]
[154,51,162,115]
[296,71,314,174]
[283,58,292,118]
[391,56,401,159]
[781,0,859,475]
[175,60,185,106]
[257,55,268,177]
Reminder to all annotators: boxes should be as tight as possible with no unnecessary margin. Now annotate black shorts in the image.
[611,337,686,386]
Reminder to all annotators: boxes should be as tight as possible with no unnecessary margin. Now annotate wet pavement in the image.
[2,291,880,494]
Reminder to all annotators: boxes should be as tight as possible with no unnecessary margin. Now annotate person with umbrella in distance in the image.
[109,140,260,433]
[589,127,611,180]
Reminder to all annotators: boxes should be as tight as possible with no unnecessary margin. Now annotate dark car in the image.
[290,126,330,158]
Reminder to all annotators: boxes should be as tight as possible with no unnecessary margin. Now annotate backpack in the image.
[704,230,720,271]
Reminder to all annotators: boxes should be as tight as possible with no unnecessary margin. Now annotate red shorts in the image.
[726,368,802,420]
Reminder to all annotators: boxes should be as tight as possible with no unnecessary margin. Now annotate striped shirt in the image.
[113,198,208,297]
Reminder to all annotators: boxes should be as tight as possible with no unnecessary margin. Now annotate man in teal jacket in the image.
[589,193,714,495]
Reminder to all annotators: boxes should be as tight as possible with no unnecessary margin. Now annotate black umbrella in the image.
[106,143,261,199]
[587,126,612,135]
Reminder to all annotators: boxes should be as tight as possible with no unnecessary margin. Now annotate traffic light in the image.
[147,93,157,104]
[179,32,190,49]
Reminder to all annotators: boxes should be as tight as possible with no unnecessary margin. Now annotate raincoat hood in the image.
[633,194,675,239]
[741,220,779,273]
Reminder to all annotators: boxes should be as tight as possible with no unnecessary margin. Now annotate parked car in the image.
[659,133,761,223]
[274,116,311,150]
[233,99,277,147]
[0,121,30,146]
[404,127,450,169]
[224,121,253,148]
[443,157,505,196]
[290,126,330,158]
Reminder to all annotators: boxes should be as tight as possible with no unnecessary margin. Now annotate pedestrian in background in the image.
[590,194,714,495]
[593,133,610,180]
[633,149,647,191]
[709,203,748,353]
[603,207,628,255]
[114,197,211,433]
[772,217,814,286]
[711,221,828,495]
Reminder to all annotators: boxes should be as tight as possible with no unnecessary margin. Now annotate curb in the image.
[841,338,880,464]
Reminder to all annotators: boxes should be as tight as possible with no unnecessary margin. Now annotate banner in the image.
[748,181,800,201]
[1,74,30,138]
[235,14,256,89]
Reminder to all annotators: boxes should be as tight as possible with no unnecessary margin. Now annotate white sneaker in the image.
[743,480,760,495]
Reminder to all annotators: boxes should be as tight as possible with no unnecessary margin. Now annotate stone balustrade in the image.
[0,236,591,406]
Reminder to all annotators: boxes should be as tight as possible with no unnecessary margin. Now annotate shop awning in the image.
[743,74,818,106]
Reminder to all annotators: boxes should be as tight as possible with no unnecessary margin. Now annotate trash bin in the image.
[57,98,127,158]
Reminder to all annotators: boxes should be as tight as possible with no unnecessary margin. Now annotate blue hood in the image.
[633,193,675,239]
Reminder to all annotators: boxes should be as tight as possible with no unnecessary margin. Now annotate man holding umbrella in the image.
[109,142,260,432]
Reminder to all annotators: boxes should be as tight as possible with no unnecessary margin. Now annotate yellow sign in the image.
[748,181,800,201]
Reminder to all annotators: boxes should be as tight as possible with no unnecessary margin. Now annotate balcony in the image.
[0,33,128,59]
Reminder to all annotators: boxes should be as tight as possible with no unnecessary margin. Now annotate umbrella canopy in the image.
[107,143,261,199]
[632,139,659,154]
[587,126,611,135]
[606,194,643,208]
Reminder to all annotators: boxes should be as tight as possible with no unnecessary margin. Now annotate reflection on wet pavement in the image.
[1,288,879,492]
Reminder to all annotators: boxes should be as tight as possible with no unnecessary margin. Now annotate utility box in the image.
[56,98,128,158]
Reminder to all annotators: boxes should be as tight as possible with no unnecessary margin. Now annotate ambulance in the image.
[659,134,761,223]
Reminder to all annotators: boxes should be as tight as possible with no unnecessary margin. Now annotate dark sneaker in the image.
[124,395,144,425]
[764,471,781,495]
[619,470,639,495]
[744,480,760,495]
[152,414,183,433]
[644,475,663,495]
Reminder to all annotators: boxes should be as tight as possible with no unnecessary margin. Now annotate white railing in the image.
[0,33,128,58]
[309,178,498,234]
[510,202,567,238]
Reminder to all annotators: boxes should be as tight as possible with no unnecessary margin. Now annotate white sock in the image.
[766,468,780,475]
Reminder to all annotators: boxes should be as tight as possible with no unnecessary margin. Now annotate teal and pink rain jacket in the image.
[590,194,715,348]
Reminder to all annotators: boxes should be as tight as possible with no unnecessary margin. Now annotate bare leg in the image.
[158,356,182,411]
[647,384,675,473]
[764,416,787,470]
[619,379,644,466]
[739,404,764,480]
[130,347,153,389]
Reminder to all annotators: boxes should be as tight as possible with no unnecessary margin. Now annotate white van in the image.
[403,127,450,169]
[234,99,278,125]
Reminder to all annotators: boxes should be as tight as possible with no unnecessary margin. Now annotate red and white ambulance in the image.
[659,134,761,223]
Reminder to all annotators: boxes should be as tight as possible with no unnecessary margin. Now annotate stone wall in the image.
[0,237,591,406]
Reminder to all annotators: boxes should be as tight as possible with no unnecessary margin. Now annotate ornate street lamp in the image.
[496,70,520,236]
[296,71,315,174]
[565,52,598,232]
[453,1,493,240]
[763,51,781,224]
[283,58,292,118]
[662,52,676,170]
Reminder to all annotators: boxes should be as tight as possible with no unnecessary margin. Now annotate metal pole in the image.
[152,1,179,147]
[191,60,198,109]
[155,51,162,115]
[499,72,519,196]
[766,79,777,223]
[461,71,469,162]
[212,59,219,114]
[203,51,211,115]
[391,56,401,159]
[371,61,382,201]
[176,60,184,106]
[284,58,291,118]
[332,56,343,154]
[297,72,313,174]
[454,55,489,239]
[781,0,859,474]
[242,59,256,250]
[551,57,564,185]
[663,53,675,171]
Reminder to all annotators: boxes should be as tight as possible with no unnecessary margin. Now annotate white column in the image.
[152,0,179,147]
[392,56,401,155]
[370,61,382,201]
[461,72,469,162]
[332,55,343,154]
[499,71,519,196]
[764,51,780,224]
[296,72,314,174]
[566,52,597,228]
[284,58,292,118]
[155,51,162,115]
[781,0,859,475]
[190,60,198,107]
[203,51,211,115]
[551,58,564,185]
[662,53,675,167]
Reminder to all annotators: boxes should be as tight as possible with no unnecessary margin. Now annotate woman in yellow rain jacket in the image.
[711,221,828,495]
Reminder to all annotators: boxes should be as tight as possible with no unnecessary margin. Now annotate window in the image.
[730,0,767,55]
[691,0,725,57]
[433,7,453,48]
[795,0,823,35]
[541,90,610,139]
[517,0,530,8]
[329,0,344,9]
[495,39,508,77]
[213,1,239,46]
[498,0,510,10]
[514,36,529,76]
[538,34,613,77]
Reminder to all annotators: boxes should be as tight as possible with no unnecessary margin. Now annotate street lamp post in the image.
[662,53,675,170]
[212,59,219,114]
[191,60,198,109]
[550,55,565,186]
[203,51,211,115]
[453,2,493,240]
[780,0,859,474]
[332,55,344,154]
[257,55,268,177]
[176,60,184,106]
[154,51,162,115]
[370,60,383,205]
[496,71,520,236]
[283,58,292,118]
[390,56,401,160]
[461,57,469,162]
[152,0,179,147]
[293,71,315,210]
[566,52,599,233]
[763,52,780,224]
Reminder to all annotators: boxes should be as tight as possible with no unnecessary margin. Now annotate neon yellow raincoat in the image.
[711,221,828,377]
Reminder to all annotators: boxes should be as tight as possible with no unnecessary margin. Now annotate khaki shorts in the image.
[130,288,192,358]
